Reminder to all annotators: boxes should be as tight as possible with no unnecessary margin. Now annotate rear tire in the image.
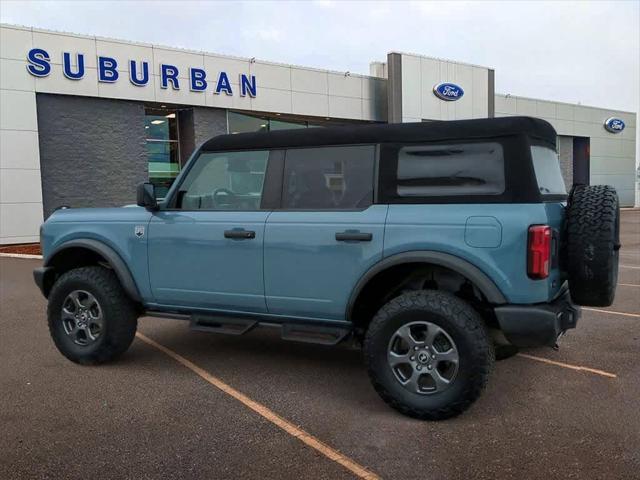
[566,184,620,306]
[364,290,494,420]
[48,266,138,365]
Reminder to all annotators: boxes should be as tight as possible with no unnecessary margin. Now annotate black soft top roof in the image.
[201,116,557,152]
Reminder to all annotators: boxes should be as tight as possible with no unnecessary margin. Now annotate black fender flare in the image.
[45,239,142,302]
[346,251,507,321]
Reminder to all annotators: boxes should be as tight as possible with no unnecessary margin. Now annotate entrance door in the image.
[147,149,272,312]
[264,145,386,321]
[573,137,590,185]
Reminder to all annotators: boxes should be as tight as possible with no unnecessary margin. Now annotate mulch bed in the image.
[0,243,42,255]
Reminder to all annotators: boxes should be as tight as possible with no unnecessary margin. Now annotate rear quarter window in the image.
[396,142,505,197]
[531,146,567,196]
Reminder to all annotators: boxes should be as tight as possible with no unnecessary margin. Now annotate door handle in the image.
[224,229,256,239]
[335,231,372,242]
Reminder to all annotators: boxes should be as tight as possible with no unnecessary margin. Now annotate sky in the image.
[1,0,638,114]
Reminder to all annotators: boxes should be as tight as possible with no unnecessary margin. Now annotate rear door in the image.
[264,145,387,321]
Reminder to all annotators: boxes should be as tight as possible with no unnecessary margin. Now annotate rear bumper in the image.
[494,290,580,347]
[33,266,55,298]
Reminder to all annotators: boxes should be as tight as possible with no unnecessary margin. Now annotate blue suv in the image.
[34,117,620,420]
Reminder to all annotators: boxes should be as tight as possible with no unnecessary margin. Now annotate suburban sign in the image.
[25,48,257,97]
[604,117,625,134]
[433,82,464,101]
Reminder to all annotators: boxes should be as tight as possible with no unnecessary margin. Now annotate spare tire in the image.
[566,184,620,306]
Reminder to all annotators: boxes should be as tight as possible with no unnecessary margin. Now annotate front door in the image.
[264,145,386,321]
[147,149,272,312]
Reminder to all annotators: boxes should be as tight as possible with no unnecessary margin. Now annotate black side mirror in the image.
[137,182,158,210]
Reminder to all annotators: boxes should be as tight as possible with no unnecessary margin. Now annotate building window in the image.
[228,111,361,134]
[145,108,180,198]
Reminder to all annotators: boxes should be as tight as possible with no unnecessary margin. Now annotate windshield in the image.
[531,146,567,196]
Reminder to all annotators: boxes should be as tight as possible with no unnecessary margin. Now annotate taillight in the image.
[528,225,552,279]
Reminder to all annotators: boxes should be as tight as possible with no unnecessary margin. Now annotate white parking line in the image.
[620,264,640,270]
[618,283,640,288]
[583,308,640,318]
[135,332,380,480]
[517,353,617,378]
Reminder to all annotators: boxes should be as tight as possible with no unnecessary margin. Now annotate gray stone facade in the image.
[37,94,147,218]
[557,135,574,191]
[192,107,228,148]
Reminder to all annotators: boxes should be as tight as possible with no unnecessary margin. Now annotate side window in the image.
[177,150,269,210]
[282,145,375,209]
[396,142,505,197]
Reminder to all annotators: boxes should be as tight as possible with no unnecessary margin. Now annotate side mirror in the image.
[136,182,158,210]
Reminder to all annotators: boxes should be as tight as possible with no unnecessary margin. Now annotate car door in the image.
[264,145,387,321]
[147,149,275,312]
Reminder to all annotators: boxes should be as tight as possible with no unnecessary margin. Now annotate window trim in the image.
[276,143,378,212]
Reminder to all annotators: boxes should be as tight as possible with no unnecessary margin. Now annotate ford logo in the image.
[604,117,625,133]
[433,82,464,101]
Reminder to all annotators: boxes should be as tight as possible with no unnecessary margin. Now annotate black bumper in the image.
[494,290,580,347]
[33,266,55,298]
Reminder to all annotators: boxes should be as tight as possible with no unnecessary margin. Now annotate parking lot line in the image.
[620,264,640,269]
[618,283,640,288]
[516,353,617,378]
[583,308,640,318]
[135,332,380,480]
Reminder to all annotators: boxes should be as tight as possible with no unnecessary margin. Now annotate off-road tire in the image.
[364,290,494,420]
[566,184,620,307]
[48,266,138,364]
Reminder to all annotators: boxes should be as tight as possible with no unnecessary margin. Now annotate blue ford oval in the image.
[433,82,464,101]
[604,117,625,133]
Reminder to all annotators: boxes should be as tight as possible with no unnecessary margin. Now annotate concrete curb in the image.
[0,253,43,260]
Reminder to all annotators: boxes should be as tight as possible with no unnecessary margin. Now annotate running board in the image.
[146,309,352,346]
[190,314,258,336]
[281,323,350,345]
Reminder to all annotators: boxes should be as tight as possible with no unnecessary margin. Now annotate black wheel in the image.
[47,266,138,365]
[566,184,620,307]
[364,290,494,420]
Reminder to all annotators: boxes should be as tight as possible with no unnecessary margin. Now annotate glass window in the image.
[396,142,505,197]
[145,110,180,198]
[177,150,269,210]
[531,146,567,195]
[228,111,269,134]
[283,146,375,209]
[270,119,307,130]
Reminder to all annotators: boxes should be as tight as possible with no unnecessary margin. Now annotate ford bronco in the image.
[34,117,620,420]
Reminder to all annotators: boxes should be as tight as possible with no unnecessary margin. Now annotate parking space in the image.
[1,210,638,479]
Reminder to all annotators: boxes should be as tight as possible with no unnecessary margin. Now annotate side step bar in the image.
[191,314,257,336]
[145,310,352,346]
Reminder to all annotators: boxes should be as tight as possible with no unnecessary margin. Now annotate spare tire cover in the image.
[566,185,620,306]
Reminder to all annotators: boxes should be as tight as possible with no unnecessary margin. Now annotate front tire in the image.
[48,266,138,365]
[364,290,494,420]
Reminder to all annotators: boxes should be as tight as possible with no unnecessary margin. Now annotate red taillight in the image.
[528,225,552,279]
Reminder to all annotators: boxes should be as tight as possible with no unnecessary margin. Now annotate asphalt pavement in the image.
[1,210,638,480]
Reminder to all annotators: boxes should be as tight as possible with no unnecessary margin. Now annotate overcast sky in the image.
[1,0,638,113]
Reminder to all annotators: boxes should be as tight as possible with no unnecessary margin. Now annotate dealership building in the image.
[0,23,637,245]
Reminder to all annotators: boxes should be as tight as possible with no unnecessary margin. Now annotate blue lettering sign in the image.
[190,68,207,92]
[161,64,180,90]
[26,48,51,77]
[62,52,85,80]
[215,71,233,95]
[24,49,258,98]
[98,56,119,82]
[240,74,257,97]
[129,60,149,86]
